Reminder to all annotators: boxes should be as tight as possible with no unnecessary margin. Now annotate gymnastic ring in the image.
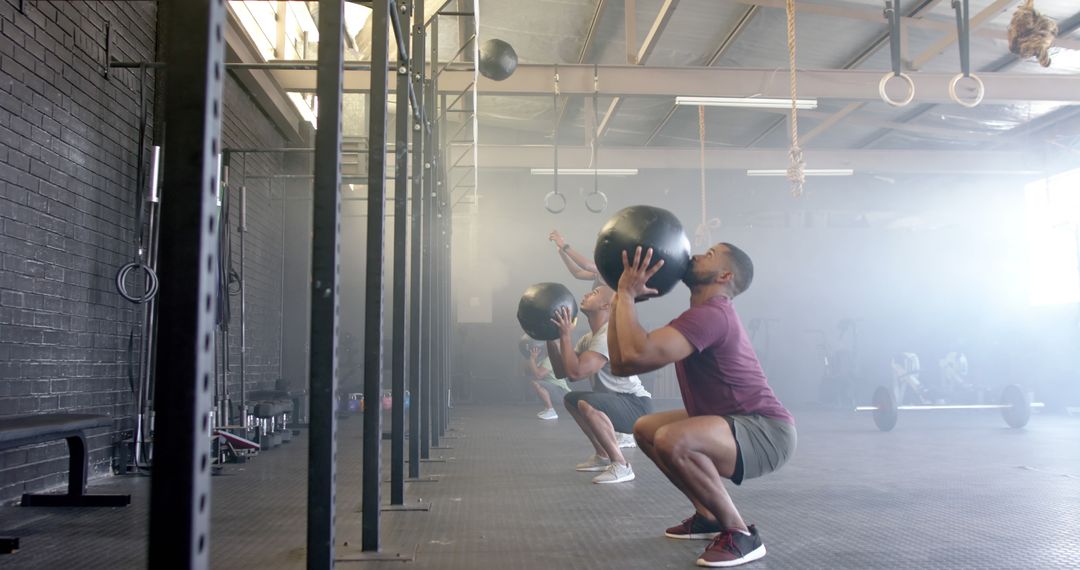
[544,191,567,214]
[115,261,159,304]
[948,73,984,108]
[584,190,607,213]
[878,72,915,107]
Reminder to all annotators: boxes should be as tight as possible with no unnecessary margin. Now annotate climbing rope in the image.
[785,0,805,198]
[545,65,566,213]
[695,105,720,246]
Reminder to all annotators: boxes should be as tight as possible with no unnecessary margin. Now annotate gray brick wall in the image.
[219,74,287,401]
[0,1,286,502]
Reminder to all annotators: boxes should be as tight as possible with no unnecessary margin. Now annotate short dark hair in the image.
[720,243,754,296]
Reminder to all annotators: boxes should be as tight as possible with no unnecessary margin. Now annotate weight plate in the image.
[872,386,898,432]
[1000,384,1031,429]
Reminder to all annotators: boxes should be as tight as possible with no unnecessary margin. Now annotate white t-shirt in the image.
[574,323,651,398]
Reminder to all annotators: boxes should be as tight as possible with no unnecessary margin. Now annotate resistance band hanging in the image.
[585,64,607,214]
[948,0,984,108]
[879,0,915,107]
[545,64,566,214]
[116,63,159,304]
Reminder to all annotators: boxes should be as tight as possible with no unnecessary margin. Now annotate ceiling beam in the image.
[269,65,1080,103]
[745,0,941,148]
[857,10,1080,148]
[596,0,681,138]
[784,0,1073,146]
[910,0,1012,70]
[770,106,997,141]
[645,5,759,146]
[424,0,456,26]
[635,0,680,64]
[596,97,624,139]
[706,6,761,67]
[728,0,1080,49]
[579,0,608,64]
[460,144,1050,174]
[224,8,305,142]
[552,0,608,141]
[798,103,863,145]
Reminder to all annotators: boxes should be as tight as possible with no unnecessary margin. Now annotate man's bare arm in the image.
[558,249,598,280]
[546,340,568,379]
[610,295,694,376]
[562,245,599,275]
[550,229,599,281]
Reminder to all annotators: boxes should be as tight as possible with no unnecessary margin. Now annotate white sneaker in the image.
[616,432,637,448]
[592,462,635,484]
[575,454,612,472]
[537,408,558,420]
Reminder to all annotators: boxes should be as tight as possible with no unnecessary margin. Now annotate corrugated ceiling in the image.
[471,0,1080,152]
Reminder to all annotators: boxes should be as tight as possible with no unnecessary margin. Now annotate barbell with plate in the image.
[856,384,1044,431]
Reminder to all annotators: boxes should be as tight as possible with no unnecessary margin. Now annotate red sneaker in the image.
[696,525,766,567]
[664,513,724,540]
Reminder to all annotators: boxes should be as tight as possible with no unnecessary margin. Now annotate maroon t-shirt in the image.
[667,296,794,423]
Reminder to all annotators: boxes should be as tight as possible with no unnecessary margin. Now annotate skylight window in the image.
[1025,168,1080,306]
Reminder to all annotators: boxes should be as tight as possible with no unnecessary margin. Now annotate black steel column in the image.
[306,0,345,567]
[435,133,447,439]
[433,181,444,440]
[362,0,391,552]
[439,187,449,436]
[442,197,451,435]
[428,17,441,450]
[148,0,223,567]
[389,0,412,505]
[420,15,438,460]
[408,0,426,479]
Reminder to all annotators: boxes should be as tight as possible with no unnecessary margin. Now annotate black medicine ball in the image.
[593,205,691,301]
[478,38,518,81]
[517,282,578,341]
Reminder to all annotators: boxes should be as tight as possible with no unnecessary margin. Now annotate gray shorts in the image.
[564,391,654,433]
[728,415,797,485]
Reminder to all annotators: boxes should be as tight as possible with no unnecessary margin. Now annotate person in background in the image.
[549,229,601,286]
[548,229,636,448]
[892,352,927,404]
[524,345,570,420]
[548,286,654,484]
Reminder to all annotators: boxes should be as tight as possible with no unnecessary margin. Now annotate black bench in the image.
[0,414,132,554]
[247,390,298,447]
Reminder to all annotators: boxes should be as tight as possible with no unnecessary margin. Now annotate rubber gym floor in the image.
[0,403,1077,569]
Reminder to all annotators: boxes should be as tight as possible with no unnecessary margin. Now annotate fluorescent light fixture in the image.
[530,168,639,176]
[746,168,853,177]
[675,96,818,110]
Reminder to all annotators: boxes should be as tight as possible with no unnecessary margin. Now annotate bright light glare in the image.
[231,1,278,60]
[1025,168,1080,306]
[288,93,318,126]
[344,3,372,40]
